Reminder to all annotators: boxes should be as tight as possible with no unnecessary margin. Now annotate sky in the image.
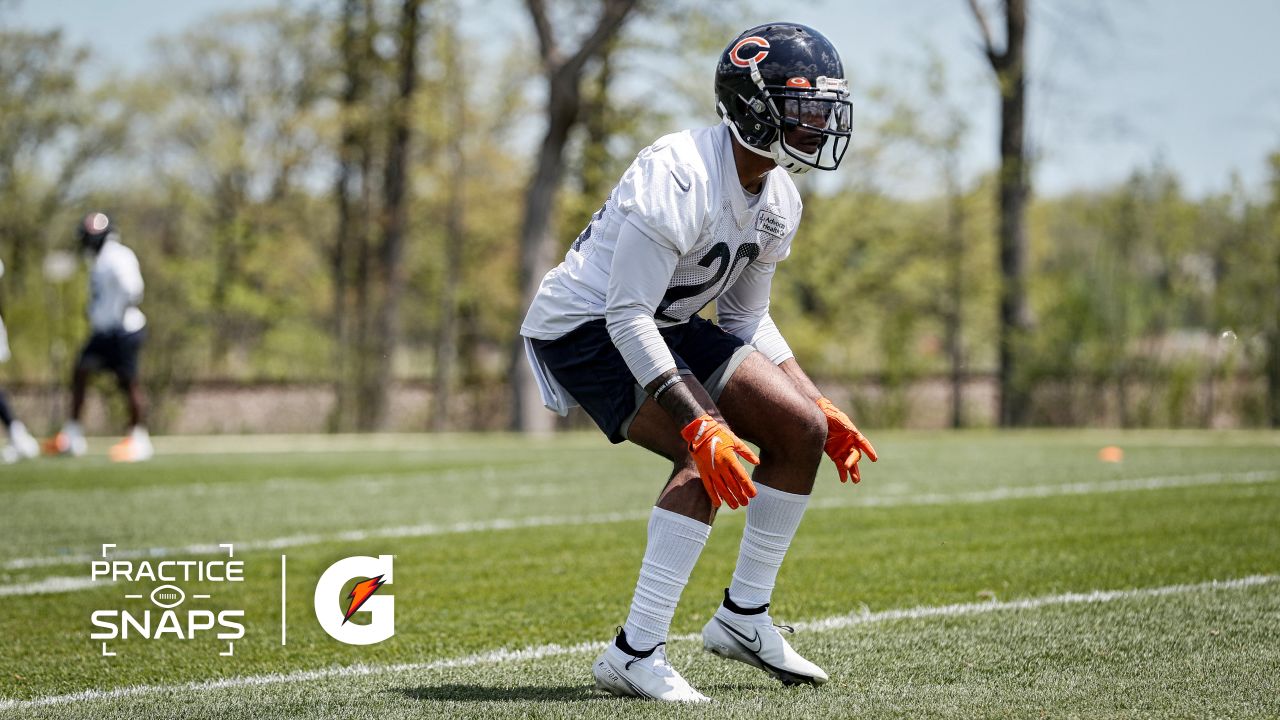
[6,0,1280,198]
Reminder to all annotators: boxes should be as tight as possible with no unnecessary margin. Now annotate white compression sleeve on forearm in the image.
[605,217,682,387]
[717,260,794,364]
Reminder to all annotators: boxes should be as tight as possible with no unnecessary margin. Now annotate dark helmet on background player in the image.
[78,212,115,254]
[715,23,852,174]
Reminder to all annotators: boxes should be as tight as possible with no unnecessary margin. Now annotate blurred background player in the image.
[522,23,876,702]
[0,259,40,463]
[44,212,153,462]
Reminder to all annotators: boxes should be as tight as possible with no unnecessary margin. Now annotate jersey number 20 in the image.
[655,241,759,323]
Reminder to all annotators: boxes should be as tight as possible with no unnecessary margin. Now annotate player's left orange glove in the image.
[816,397,878,484]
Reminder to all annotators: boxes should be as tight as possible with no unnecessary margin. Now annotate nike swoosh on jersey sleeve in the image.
[670,169,692,192]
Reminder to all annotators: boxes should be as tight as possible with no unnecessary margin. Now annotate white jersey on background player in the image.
[88,237,147,335]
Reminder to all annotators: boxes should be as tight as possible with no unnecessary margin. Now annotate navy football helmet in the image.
[78,212,115,254]
[715,23,852,174]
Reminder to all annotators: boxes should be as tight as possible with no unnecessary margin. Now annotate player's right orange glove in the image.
[680,415,760,509]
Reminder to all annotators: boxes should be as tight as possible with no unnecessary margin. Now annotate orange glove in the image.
[680,415,760,509]
[816,397,878,484]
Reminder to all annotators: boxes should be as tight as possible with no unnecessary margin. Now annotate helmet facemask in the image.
[729,63,851,175]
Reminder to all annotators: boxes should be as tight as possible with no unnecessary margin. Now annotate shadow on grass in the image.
[393,683,605,703]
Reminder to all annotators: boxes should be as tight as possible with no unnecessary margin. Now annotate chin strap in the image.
[771,141,813,175]
[723,116,811,176]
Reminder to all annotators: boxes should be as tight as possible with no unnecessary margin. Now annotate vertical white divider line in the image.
[281,554,287,646]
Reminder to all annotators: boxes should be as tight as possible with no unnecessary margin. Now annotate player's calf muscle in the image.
[656,466,716,524]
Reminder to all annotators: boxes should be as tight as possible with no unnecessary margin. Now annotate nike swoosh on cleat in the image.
[713,620,822,685]
[716,617,762,653]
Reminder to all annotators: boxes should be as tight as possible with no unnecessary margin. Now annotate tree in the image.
[150,8,333,375]
[331,0,376,431]
[967,0,1032,426]
[429,0,467,431]
[1240,152,1280,427]
[398,5,531,431]
[361,0,422,430]
[330,0,424,431]
[0,28,124,289]
[879,51,973,427]
[511,0,639,433]
[1269,153,1280,426]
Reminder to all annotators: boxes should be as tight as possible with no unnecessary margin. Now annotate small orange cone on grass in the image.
[1098,445,1124,463]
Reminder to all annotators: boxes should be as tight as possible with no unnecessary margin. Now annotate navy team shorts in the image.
[76,329,146,383]
[530,316,754,443]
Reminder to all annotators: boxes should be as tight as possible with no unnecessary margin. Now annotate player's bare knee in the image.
[797,399,828,456]
[757,397,826,464]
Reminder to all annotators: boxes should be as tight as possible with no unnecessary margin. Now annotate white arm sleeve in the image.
[717,259,794,365]
[0,313,10,363]
[120,253,144,304]
[604,217,681,387]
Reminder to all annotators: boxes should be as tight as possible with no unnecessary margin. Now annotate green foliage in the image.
[1021,161,1276,426]
[0,8,1276,429]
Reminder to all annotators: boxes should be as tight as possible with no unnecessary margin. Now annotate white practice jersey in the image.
[88,239,146,334]
[521,123,800,395]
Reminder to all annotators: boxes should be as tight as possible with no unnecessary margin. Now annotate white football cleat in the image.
[43,422,87,457]
[702,589,829,686]
[592,629,710,703]
[109,426,153,463]
[8,421,40,460]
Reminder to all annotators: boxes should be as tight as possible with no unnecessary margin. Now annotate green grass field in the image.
[1,430,1278,719]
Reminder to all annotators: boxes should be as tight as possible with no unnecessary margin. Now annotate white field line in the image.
[808,469,1278,510]
[145,433,602,456]
[3,469,1276,578]
[0,577,100,597]
[0,510,653,572]
[1,574,1273,711]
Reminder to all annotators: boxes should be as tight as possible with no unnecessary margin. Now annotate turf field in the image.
[1,430,1278,719]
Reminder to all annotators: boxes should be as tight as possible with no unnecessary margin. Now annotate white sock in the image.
[64,420,84,439]
[728,483,810,609]
[621,507,711,650]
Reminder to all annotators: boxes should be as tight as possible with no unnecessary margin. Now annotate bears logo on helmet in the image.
[728,36,770,68]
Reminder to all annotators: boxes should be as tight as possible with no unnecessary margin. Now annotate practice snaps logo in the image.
[89,543,246,657]
[313,555,395,645]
